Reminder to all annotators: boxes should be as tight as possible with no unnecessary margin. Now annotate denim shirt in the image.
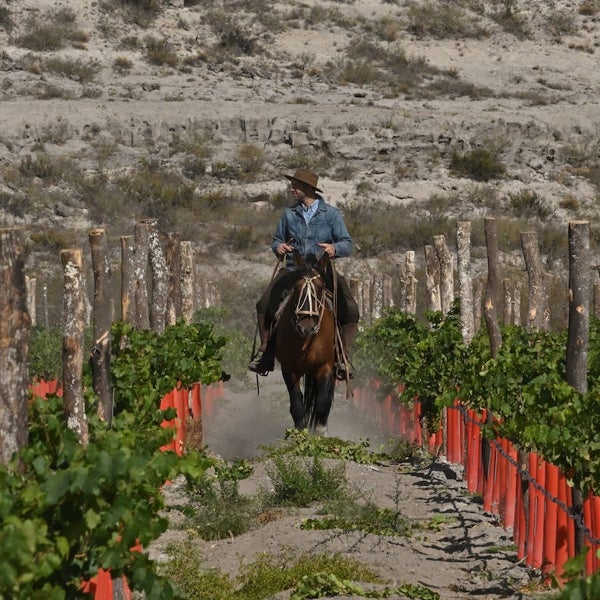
[271,197,353,270]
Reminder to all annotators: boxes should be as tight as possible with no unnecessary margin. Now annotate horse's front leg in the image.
[282,372,306,429]
[313,369,335,435]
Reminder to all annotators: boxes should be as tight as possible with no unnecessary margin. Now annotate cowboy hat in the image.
[284,168,323,193]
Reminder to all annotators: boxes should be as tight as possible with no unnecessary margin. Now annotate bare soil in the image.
[150,376,553,600]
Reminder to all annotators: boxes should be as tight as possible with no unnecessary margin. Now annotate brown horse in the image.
[274,252,336,435]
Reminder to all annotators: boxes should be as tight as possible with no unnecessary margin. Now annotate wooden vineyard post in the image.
[521,231,547,332]
[513,281,522,326]
[180,241,194,324]
[483,218,502,357]
[166,232,182,326]
[361,278,372,324]
[433,234,454,316]
[372,277,383,320]
[456,221,474,344]
[398,251,417,315]
[120,235,135,323]
[61,249,89,446]
[593,266,600,319]
[424,244,441,312]
[146,219,168,333]
[89,228,114,423]
[26,276,36,327]
[473,278,483,336]
[482,218,502,511]
[133,222,150,329]
[382,274,394,309]
[0,228,30,465]
[503,278,512,326]
[566,220,590,557]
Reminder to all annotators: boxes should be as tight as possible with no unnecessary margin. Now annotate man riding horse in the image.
[248,168,359,379]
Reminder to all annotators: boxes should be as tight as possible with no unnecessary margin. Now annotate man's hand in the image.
[276,242,294,256]
[318,243,336,257]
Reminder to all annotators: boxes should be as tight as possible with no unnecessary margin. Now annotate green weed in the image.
[264,455,347,507]
[177,459,256,540]
[164,544,383,600]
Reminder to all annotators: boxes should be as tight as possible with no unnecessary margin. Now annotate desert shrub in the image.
[424,77,494,100]
[43,57,100,83]
[28,226,81,253]
[0,190,31,220]
[182,156,207,180]
[342,198,456,256]
[449,148,506,182]
[332,163,356,180]
[102,0,163,26]
[119,35,142,50]
[115,161,196,220]
[508,189,553,221]
[407,2,488,39]
[227,225,259,250]
[332,36,459,98]
[489,0,531,38]
[16,9,88,51]
[237,143,265,179]
[371,15,401,41]
[171,125,212,159]
[112,55,133,73]
[298,5,357,28]
[206,11,260,56]
[338,60,379,86]
[561,136,600,168]
[0,6,14,32]
[16,20,64,51]
[37,119,73,145]
[18,153,78,184]
[545,9,578,39]
[194,190,230,217]
[281,149,333,176]
[211,161,240,181]
[559,195,580,211]
[579,0,600,15]
[144,36,178,67]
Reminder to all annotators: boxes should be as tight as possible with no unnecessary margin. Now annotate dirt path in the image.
[151,377,553,599]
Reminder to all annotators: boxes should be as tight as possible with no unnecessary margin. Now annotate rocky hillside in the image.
[1,0,600,324]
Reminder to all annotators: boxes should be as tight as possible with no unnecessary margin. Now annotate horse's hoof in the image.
[314,425,328,437]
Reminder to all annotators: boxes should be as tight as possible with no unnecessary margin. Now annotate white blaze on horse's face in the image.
[293,271,326,338]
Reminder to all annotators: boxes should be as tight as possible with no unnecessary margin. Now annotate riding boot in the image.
[336,322,357,381]
[248,315,274,375]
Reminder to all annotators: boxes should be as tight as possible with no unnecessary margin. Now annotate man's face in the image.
[289,178,313,201]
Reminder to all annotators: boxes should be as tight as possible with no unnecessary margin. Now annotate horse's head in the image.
[290,252,331,338]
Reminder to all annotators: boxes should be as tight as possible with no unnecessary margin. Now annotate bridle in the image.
[292,271,329,336]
